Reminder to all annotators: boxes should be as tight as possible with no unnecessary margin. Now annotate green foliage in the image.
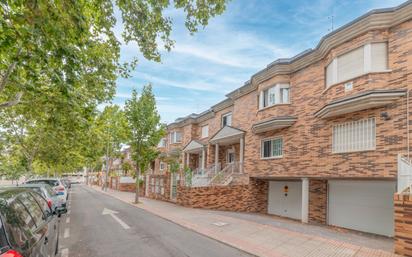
[125,84,165,202]
[121,161,133,175]
[184,167,192,187]
[0,0,229,179]
[0,0,229,108]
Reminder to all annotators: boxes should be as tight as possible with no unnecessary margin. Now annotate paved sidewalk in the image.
[90,185,398,257]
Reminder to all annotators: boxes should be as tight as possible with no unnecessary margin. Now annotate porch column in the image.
[239,137,244,173]
[301,178,309,223]
[201,148,206,170]
[182,152,185,168]
[214,143,219,172]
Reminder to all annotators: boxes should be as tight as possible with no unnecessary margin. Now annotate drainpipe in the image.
[407,89,410,159]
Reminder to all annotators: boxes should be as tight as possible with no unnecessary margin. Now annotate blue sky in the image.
[113,0,405,123]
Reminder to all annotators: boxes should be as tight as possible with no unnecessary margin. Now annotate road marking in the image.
[61,248,69,257]
[64,228,70,238]
[102,208,130,230]
[66,217,70,224]
[212,222,228,227]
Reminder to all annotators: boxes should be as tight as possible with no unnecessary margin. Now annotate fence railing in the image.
[209,161,242,186]
[398,153,412,193]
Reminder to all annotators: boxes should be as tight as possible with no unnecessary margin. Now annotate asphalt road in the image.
[58,184,252,257]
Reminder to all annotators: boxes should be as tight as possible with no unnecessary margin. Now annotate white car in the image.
[25,178,68,206]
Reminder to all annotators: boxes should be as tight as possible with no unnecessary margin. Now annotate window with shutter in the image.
[371,43,388,71]
[337,46,364,82]
[325,42,388,88]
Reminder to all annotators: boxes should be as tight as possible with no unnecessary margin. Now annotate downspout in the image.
[408,89,410,159]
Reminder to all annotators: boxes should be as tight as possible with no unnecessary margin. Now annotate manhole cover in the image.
[212,222,228,227]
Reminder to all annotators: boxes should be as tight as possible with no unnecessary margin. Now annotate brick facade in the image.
[148,2,412,239]
[146,174,172,202]
[177,178,268,213]
[394,193,412,256]
[308,180,327,224]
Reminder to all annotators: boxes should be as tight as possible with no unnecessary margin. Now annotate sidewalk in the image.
[90,185,398,257]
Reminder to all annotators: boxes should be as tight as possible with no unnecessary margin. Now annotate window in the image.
[7,200,33,247]
[10,200,36,231]
[30,192,52,217]
[261,138,283,158]
[332,118,376,153]
[222,113,232,127]
[326,42,388,87]
[169,131,182,144]
[259,84,290,109]
[201,125,209,138]
[18,194,45,226]
[159,162,165,171]
[158,138,166,148]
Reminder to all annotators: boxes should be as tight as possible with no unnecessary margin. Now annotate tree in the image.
[0,0,228,181]
[125,85,165,203]
[0,0,228,108]
[96,105,128,190]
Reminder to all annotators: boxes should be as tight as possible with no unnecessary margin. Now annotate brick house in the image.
[147,1,412,238]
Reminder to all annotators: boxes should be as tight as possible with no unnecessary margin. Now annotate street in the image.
[58,185,252,257]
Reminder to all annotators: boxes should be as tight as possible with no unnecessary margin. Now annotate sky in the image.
[113,0,406,123]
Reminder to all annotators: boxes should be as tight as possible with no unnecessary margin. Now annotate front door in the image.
[227,149,235,164]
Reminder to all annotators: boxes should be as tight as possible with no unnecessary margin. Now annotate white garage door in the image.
[328,180,395,237]
[268,181,302,220]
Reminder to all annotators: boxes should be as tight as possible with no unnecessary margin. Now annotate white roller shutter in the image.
[268,181,302,220]
[328,180,395,236]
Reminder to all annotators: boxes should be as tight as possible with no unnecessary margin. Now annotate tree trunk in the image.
[134,167,140,204]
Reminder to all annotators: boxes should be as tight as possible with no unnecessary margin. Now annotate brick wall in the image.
[176,178,268,212]
[239,22,412,180]
[309,180,328,224]
[118,183,135,192]
[394,193,412,257]
[146,174,171,202]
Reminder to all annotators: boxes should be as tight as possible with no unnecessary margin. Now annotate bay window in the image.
[259,84,290,109]
[326,42,388,87]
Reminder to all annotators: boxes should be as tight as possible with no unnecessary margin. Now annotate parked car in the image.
[60,179,71,189]
[17,184,67,216]
[25,178,68,201]
[0,187,60,256]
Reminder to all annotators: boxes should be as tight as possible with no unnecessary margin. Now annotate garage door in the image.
[268,181,302,220]
[328,180,395,237]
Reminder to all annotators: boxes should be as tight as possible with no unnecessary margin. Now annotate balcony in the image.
[315,89,406,119]
[252,116,297,134]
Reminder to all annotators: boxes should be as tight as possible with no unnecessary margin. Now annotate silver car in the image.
[18,183,67,216]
